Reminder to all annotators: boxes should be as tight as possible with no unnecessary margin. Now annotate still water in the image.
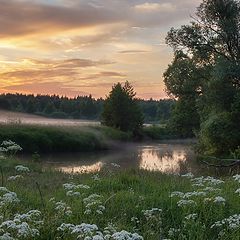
[35,142,214,175]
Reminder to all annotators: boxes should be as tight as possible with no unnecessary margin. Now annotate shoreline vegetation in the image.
[0,122,180,154]
[0,154,239,239]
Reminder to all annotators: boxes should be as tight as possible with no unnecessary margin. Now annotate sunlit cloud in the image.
[0,0,201,99]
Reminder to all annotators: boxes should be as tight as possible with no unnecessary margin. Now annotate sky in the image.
[0,0,201,99]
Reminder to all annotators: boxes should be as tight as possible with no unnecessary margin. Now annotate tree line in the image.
[0,93,174,123]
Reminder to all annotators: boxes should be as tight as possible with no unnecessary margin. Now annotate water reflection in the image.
[58,161,103,174]
[37,143,198,175]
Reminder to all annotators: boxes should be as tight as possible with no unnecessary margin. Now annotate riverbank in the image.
[0,124,133,153]
[0,156,239,239]
[0,123,179,154]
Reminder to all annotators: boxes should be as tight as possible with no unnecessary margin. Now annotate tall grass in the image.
[0,156,239,239]
[0,124,131,153]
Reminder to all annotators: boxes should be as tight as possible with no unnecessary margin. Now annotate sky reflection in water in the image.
[42,143,197,174]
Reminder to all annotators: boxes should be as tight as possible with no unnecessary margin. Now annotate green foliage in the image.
[0,93,174,123]
[198,112,238,155]
[165,0,240,155]
[102,82,144,134]
[142,125,174,140]
[0,125,131,153]
[167,97,200,138]
[0,157,239,239]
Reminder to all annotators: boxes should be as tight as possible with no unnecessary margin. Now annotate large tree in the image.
[101,81,143,134]
[164,0,240,155]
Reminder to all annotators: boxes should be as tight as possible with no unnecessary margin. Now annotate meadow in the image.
[0,141,239,239]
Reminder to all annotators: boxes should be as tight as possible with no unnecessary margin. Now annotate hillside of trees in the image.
[0,93,175,123]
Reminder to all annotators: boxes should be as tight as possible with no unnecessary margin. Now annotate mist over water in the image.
[33,143,204,175]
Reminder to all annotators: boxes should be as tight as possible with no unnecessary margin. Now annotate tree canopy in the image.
[164,0,240,155]
[101,81,144,134]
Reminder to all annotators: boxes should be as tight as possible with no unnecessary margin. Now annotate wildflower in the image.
[57,223,104,239]
[170,191,184,198]
[111,230,143,240]
[235,188,240,195]
[1,140,22,154]
[168,228,180,237]
[63,182,90,197]
[15,165,30,173]
[177,199,196,207]
[185,213,198,221]
[0,188,20,208]
[92,174,101,181]
[181,173,194,178]
[202,187,221,192]
[49,198,72,216]
[213,196,226,205]
[0,210,42,239]
[233,174,240,183]
[54,201,72,216]
[211,214,240,230]
[111,163,120,168]
[7,175,23,181]
[83,194,105,215]
[142,208,162,221]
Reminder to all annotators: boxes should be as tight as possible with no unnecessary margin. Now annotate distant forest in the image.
[0,93,175,123]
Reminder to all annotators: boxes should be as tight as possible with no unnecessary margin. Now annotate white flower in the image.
[211,214,240,230]
[177,199,196,207]
[142,208,162,221]
[15,165,30,173]
[235,188,240,195]
[233,174,240,183]
[0,189,20,208]
[213,196,226,205]
[170,191,184,198]
[111,163,120,168]
[181,173,194,178]
[7,175,23,181]
[83,194,105,215]
[111,230,143,240]
[0,210,42,239]
[185,213,198,221]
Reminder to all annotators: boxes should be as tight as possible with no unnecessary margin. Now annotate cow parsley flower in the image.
[15,165,30,173]
[181,173,194,178]
[211,214,240,230]
[7,175,23,181]
[0,210,42,239]
[213,196,226,205]
[177,199,196,207]
[233,174,240,183]
[235,188,240,195]
[83,194,105,215]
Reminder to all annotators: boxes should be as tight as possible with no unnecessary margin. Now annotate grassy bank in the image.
[0,124,178,154]
[0,124,131,153]
[0,156,239,239]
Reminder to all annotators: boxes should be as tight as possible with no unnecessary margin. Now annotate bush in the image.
[198,112,239,156]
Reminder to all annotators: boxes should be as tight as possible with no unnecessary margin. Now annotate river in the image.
[24,142,232,176]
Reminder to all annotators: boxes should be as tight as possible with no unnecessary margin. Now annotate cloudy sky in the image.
[0,0,200,99]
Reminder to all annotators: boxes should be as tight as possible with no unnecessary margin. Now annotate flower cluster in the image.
[57,222,143,240]
[49,198,72,217]
[63,182,90,197]
[7,175,23,181]
[83,194,105,215]
[211,214,240,230]
[142,208,162,221]
[15,165,30,173]
[0,187,20,209]
[0,140,22,155]
[0,210,43,239]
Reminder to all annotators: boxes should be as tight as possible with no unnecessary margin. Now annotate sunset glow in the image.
[0,0,200,99]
